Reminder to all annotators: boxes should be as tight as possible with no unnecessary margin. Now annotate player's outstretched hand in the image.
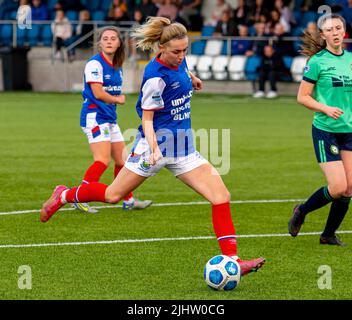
[192,76,203,91]
[115,95,126,105]
[324,106,344,119]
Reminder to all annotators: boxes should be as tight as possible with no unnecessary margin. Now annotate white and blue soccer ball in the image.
[204,255,241,291]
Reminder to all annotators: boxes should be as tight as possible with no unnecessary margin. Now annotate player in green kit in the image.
[288,14,352,246]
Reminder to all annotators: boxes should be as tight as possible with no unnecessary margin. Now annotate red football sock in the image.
[64,182,108,203]
[82,161,108,184]
[212,202,237,256]
[114,165,133,201]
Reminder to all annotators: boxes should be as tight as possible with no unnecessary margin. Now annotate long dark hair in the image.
[97,26,126,68]
[300,14,346,58]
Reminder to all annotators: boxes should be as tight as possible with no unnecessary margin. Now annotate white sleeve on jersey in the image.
[85,60,104,84]
[141,77,167,110]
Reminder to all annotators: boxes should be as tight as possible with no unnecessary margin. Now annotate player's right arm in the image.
[297,81,343,119]
[298,57,343,120]
[85,60,125,105]
[140,77,166,165]
[142,110,162,166]
[90,83,125,105]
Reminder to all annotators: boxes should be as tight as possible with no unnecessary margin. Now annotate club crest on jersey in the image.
[304,66,310,73]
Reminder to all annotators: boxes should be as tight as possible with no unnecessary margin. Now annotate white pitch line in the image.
[1,230,352,249]
[0,199,306,216]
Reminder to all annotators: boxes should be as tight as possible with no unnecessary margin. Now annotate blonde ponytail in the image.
[132,16,188,53]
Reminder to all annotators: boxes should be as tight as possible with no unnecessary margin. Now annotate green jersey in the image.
[303,49,352,133]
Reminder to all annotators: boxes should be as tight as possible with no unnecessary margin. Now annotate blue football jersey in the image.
[135,56,194,157]
[80,52,123,126]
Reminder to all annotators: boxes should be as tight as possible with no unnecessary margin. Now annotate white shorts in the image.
[124,137,208,177]
[81,113,124,144]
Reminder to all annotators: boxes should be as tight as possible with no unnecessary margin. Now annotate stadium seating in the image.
[185,55,198,76]
[228,55,247,81]
[85,0,101,12]
[47,0,57,10]
[196,55,213,80]
[41,24,53,47]
[191,40,206,55]
[291,56,307,82]
[27,24,41,46]
[92,11,106,22]
[101,0,113,11]
[0,24,13,46]
[282,56,293,81]
[66,10,79,21]
[16,27,26,46]
[245,55,262,81]
[212,55,230,80]
[299,11,317,28]
[204,39,223,56]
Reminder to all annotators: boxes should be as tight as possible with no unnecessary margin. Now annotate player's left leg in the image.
[111,140,152,210]
[321,150,352,246]
[176,162,265,275]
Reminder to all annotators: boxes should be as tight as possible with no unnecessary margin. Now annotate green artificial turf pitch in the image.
[0,92,351,300]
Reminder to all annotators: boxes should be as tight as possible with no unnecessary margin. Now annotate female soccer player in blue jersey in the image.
[40,17,265,276]
[75,26,152,213]
[288,14,352,246]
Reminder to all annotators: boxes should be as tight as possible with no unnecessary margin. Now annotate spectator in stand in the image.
[55,0,85,11]
[136,0,158,20]
[253,45,290,99]
[266,8,290,34]
[204,0,232,27]
[107,0,128,19]
[0,0,19,20]
[233,0,250,26]
[246,21,269,57]
[306,21,318,35]
[272,22,294,56]
[342,0,352,35]
[231,25,252,55]
[128,9,145,61]
[248,0,268,26]
[51,9,73,59]
[176,0,202,28]
[214,9,237,37]
[133,8,145,25]
[157,0,179,21]
[31,0,49,21]
[299,0,326,13]
[106,6,130,25]
[66,10,93,60]
[274,0,295,30]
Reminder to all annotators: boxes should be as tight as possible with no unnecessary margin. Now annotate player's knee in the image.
[343,184,352,197]
[114,160,125,168]
[329,183,347,198]
[211,190,231,205]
